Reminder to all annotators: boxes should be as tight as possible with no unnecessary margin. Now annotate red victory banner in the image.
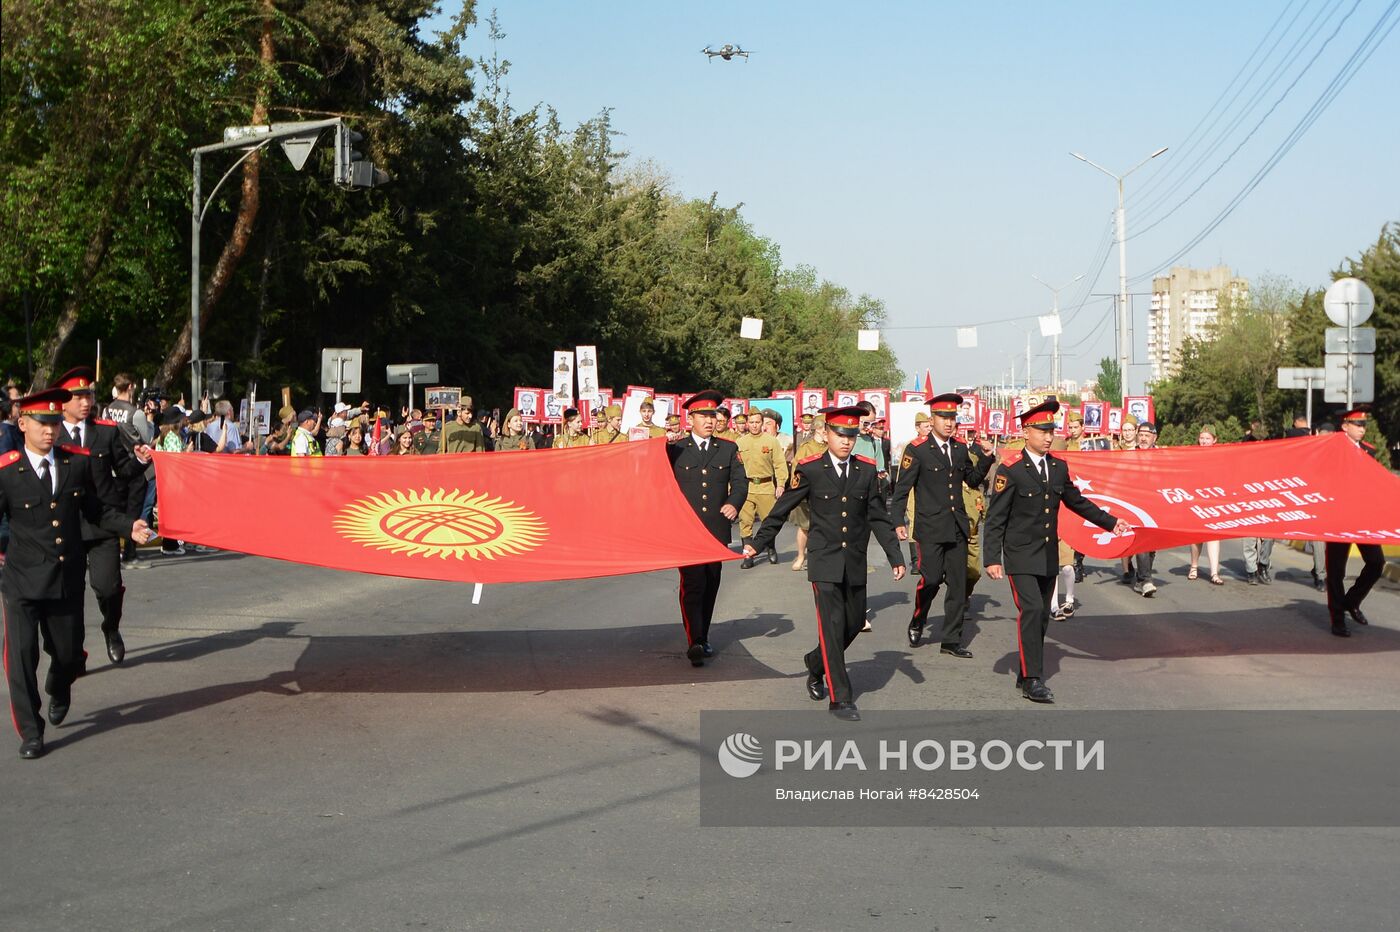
[1047,435,1400,558]
[154,441,739,584]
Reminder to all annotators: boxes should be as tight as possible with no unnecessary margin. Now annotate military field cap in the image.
[279,405,297,422]
[665,413,680,426]
[683,390,724,416]
[812,414,826,429]
[914,411,931,424]
[761,408,782,427]
[639,396,655,408]
[928,392,962,415]
[821,405,863,437]
[1019,399,1060,430]
[1342,405,1369,423]
[1121,413,1139,429]
[52,366,97,395]
[1067,409,1083,423]
[801,412,814,422]
[16,388,72,423]
[604,403,622,417]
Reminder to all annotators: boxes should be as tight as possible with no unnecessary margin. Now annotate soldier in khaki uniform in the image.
[789,414,827,571]
[637,397,667,439]
[552,408,591,448]
[713,406,737,442]
[591,404,626,444]
[736,409,788,567]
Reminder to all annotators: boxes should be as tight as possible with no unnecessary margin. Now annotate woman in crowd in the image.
[392,426,417,455]
[1188,425,1225,585]
[344,421,366,456]
[493,409,537,451]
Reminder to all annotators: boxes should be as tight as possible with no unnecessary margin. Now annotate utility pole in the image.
[1071,146,1168,398]
[1032,273,1082,395]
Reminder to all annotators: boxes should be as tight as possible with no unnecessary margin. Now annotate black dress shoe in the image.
[47,700,70,727]
[701,641,715,656]
[1331,619,1351,638]
[828,701,860,722]
[686,644,705,667]
[1312,574,1326,592]
[767,548,779,565]
[940,645,974,659]
[1347,607,1368,626]
[740,555,756,570]
[906,621,923,648]
[1247,572,1258,585]
[105,631,126,664]
[1258,566,1272,585]
[1021,678,1054,703]
[19,737,44,760]
[806,673,826,701]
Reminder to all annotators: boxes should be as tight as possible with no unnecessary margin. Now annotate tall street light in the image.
[1031,273,1082,394]
[1070,145,1167,398]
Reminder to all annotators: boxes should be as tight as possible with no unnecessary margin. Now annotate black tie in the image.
[941,442,950,461]
[699,441,707,453]
[39,458,53,500]
[1038,458,1048,484]
[837,461,848,484]
[73,424,83,447]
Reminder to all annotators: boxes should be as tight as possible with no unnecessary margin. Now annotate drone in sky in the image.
[701,44,751,62]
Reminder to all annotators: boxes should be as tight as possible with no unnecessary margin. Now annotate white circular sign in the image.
[1324,277,1375,326]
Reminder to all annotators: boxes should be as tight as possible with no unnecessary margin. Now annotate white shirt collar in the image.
[25,446,57,482]
[691,432,709,447]
[1025,449,1047,470]
[828,451,850,470]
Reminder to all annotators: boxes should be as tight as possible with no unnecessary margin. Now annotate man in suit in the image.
[1,389,154,759]
[1325,406,1387,637]
[53,367,150,664]
[983,400,1129,703]
[891,393,994,655]
[667,391,748,666]
[748,406,906,721]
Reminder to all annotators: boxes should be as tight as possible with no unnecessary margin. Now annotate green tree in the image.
[1092,357,1121,405]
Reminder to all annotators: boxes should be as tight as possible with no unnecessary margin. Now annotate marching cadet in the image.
[1326,406,1387,637]
[1,389,154,759]
[636,397,667,439]
[983,400,1129,703]
[666,391,748,666]
[747,406,906,721]
[890,393,994,655]
[736,410,789,568]
[552,408,591,448]
[53,367,149,664]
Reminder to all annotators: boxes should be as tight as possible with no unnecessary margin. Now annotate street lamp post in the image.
[1031,273,1083,394]
[1070,146,1167,398]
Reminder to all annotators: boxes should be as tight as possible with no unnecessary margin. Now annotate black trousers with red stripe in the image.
[909,538,969,647]
[805,579,867,704]
[1324,542,1385,617]
[678,562,723,646]
[1008,573,1056,681]
[3,592,86,742]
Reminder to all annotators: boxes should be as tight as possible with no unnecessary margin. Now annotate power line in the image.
[1130,0,1400,284]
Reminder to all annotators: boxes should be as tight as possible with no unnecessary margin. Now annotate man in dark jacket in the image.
[667,391,748,666]
[749,406,906,721]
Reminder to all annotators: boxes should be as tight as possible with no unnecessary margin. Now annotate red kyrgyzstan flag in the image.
[1038,434,1400,557]
[154,440,739,583]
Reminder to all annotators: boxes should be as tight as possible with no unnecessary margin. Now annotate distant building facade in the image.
[1148,265,1249,382]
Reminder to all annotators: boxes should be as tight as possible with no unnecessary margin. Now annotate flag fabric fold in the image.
[154,440,739,584]
[1046,435,1400,557]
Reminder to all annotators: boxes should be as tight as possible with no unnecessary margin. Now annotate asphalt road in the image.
[2,534,1397,931]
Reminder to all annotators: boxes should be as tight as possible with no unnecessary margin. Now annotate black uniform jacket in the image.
[65,417,144,541]
[982,450,1116,576]
[891,434,992,543]
[753,453,905,584]
[668,435,748,544]
[0,445,134,600]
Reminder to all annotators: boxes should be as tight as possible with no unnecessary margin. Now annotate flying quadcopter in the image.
[702,44,751,62]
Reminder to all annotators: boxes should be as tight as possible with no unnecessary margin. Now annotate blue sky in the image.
[421,0,1399,392]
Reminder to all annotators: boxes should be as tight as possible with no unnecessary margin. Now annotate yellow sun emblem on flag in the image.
[334,489,548,560]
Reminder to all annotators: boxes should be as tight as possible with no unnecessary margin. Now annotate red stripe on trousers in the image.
[1007,577,1027,678]
[811,583,835,700]
[2,599,20,737]
[677,570,693,645]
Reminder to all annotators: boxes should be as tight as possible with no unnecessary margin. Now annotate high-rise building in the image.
[1148,265,1249,383]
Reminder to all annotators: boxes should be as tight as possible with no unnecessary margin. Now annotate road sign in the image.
[385,363,438,386]
[1324,327,1376,354]
[1324,353,1374,403]
[1323,278,1375,326]
[1276,367,1325,390]
[320,348,363,396]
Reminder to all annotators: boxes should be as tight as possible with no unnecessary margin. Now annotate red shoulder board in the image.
[1361,440,1376,451]
[0,450,21,468]
[797,453,823,465]
[58,443,90,456]
[853,454,876,466]
[909,436,927,447]
[93,418,116,427]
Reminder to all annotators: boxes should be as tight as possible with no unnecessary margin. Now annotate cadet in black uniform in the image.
[1326,406,1387,637]
[667,390,748,666]
[748,406,906,721]
[983,400,1129,703]
[891,392,994,655]
[1,389,153,759]
[54,366,150,663]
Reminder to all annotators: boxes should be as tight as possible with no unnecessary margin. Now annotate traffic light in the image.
[335,123,390,188]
